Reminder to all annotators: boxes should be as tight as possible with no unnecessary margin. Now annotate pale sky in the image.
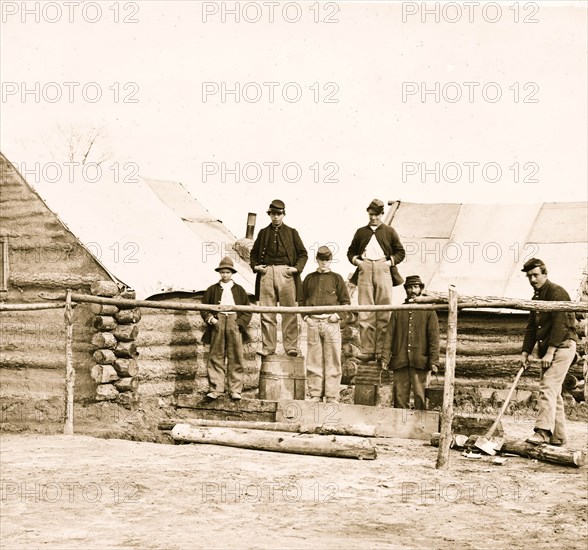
[1,1,586,279]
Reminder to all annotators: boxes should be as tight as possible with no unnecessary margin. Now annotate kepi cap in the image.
[215,256,237,273]
[521,258,546,273]
[366,199,385,214]
[316,245,333,261]
[404,275,425,288]
[267,199,286,214]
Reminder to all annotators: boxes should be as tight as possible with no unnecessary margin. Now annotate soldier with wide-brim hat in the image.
[201,256,252,400]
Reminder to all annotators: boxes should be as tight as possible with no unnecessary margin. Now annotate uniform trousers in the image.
[357,258,393,355]
[259,265,299,353]
[306,318,342,399]
[207,314,244,394]
[535,340,576,442]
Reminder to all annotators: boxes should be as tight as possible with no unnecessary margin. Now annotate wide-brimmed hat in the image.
[267,199,286,214]
[316,245,333,261]
[215,256,237,273]
[404,275,424,288]
[521,258,546,272]
[366,199,384,214]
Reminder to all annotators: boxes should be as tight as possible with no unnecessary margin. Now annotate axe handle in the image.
[484,365,526,439]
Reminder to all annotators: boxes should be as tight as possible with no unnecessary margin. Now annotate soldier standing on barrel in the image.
[347,199,406,362]
[250,199,308,358]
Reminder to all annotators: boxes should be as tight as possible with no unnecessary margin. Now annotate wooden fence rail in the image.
[35,291,588,314]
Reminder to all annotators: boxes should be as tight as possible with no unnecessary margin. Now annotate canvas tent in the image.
[384,201,588,301]
[29,171,255,299]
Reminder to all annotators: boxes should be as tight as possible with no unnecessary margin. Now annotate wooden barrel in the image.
[353,363,393,406]
[258,355,306,401]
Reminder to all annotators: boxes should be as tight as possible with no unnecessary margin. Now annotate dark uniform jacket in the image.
[250,223,308,301]
[346,224,406,286]
[300,271,351,308]
[381,308,440,370]
[200,282,252,345]
[522,279,577,359]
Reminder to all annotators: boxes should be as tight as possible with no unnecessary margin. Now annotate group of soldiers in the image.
[200,198,579,448]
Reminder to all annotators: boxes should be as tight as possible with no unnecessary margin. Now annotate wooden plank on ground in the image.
[159,418,377,437]
[276,401,439,440]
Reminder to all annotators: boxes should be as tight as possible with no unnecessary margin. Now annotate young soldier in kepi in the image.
[347,199,405,362]
[250,199,308,358]
[300,246,351,403]
[201,257,252,401]
[380,275,439,410]
[520,258,578,446]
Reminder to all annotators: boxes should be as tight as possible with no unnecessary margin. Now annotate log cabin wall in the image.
[136,295,262,400]
[0,153,115,404]
[436,310,585,380]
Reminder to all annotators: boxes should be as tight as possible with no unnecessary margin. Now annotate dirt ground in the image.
[1,415,587,550]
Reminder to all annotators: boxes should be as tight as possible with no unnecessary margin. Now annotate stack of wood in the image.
[340,311,361,385]
[89,281,140,407]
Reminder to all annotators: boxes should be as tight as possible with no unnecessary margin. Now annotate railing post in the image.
[436,284,458,469]
[63,289,75,435]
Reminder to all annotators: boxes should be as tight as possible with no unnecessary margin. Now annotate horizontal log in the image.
[113,359,139,377]
[0,302,65,311]
[40,291,588,314]
[91,332,117,349]
[92,349,116,364]
[93,316,117,331]
[0,352,63,370]
[171,424,377,460]
[12,273,100,288]
[90,281,119,297]
[91,364,119,384]
[90,303,119,316]
[114,377,139,392]
[114,342,137,358]
[136,331,200,347]
[159,418,376,437]
[441,358,584,379]
[500,438,586,468]
[113,324,139,342]
[115,308,142,324]
[430,434,585,468]
[95,383,119,401]
[441,341,522,357]
[138,345,198,361]
[415,293,587,312]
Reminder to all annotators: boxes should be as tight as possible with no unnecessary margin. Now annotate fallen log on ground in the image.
[430,433,585,468]
[499,438,586,468]
[170,424,377,460]
[159,418,376,437]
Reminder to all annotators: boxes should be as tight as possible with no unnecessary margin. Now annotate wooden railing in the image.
[2,287,586,469]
